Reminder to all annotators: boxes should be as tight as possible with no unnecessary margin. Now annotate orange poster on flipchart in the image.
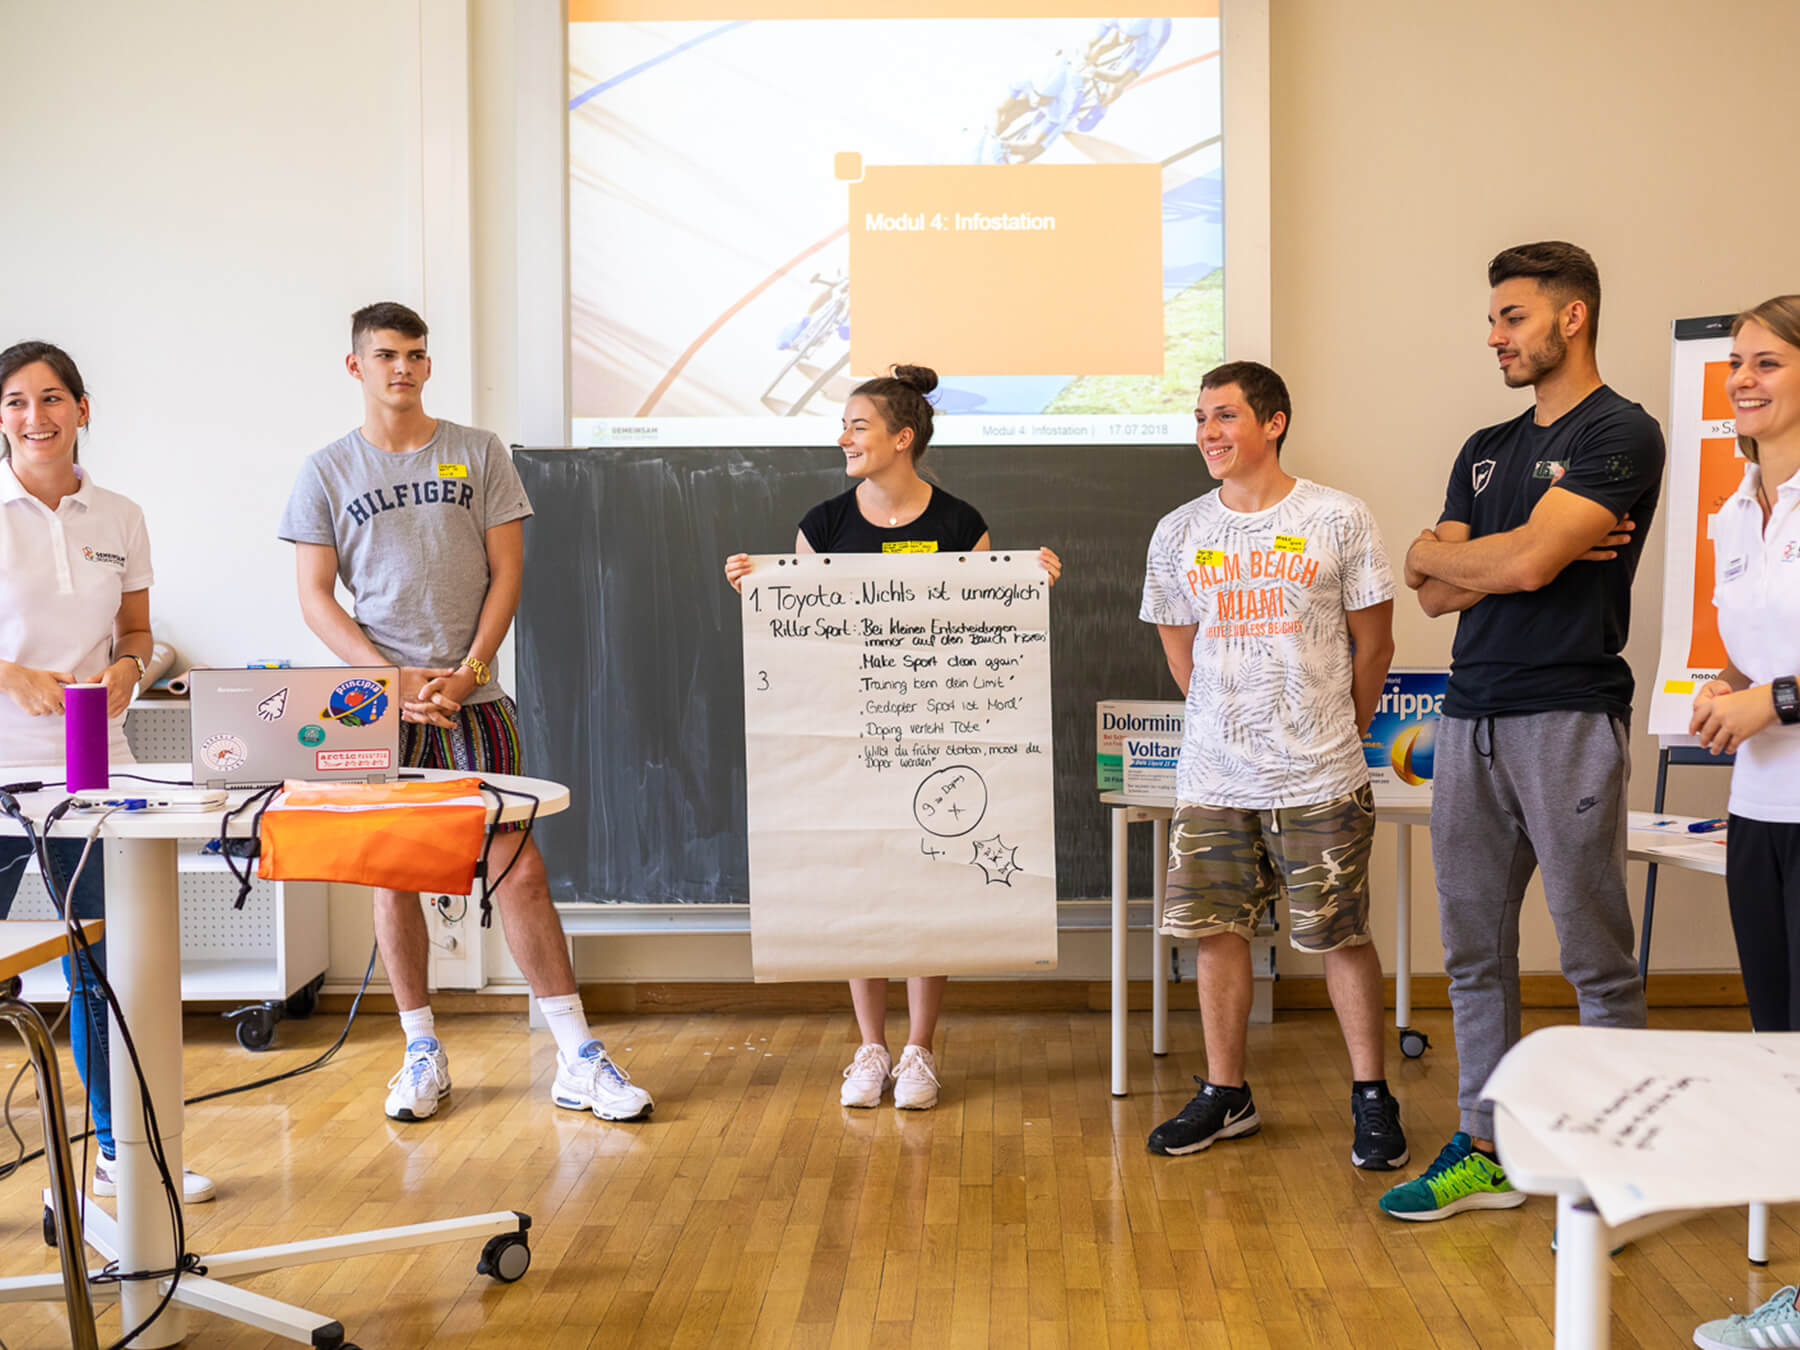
[1651,323,1744,736]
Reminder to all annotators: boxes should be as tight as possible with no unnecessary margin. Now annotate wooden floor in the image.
[0,1003,1791,1348]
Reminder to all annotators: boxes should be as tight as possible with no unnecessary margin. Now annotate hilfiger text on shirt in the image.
[344,479,475,526]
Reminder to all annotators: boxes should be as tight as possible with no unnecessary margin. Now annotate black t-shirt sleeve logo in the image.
[1472,459,1497,495]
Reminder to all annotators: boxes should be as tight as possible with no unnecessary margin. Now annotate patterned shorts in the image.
[399,694,529,834]
[1162,784,1375,951]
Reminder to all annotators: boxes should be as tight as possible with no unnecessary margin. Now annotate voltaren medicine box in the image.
[1096,700,1183,794]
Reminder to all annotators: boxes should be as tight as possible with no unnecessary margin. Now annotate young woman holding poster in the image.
[725,364,1060,1110]
[1689,297,1800,1349]
[0,341,214,1202]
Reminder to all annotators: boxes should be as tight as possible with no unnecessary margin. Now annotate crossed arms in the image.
[1403,487,1636,617]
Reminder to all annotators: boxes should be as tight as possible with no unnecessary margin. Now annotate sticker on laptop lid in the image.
[322,677,389,728]
[297,724,325,747]
[317,748,392,771]
[257,687,288,722]
[200,734,248,773]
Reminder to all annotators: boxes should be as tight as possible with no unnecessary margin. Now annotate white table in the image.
[1625,811,1728,875]
[1492,1027,1796,1350]
[0,764,568,1348]
[1100,789,1431,1096]
[1098,797,1732,1097]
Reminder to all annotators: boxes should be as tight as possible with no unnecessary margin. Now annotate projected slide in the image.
[570,2,1222,446]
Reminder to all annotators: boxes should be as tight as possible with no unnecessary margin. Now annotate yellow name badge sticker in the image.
[437,464,469,479]
[882,540,938,554]
[1664,679,1696,694]
[1193,548,1227,567]
[1273,535,1307,554]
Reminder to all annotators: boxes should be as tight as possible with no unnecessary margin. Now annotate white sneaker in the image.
[553,1040,654,1121]
[892,1045,940,1110]
[841,1043,891,1108]
[385,1037,451,1121]
[93,1154,216,1204]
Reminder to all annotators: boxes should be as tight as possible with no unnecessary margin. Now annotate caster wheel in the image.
[43,1205,56,1248]
[235,1006,278,1052]
[1399,1028,1430,1059]
[478,1232,531,1283]
[286,974,325,1020]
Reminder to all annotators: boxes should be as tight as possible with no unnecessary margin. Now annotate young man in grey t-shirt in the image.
[280,301,653,1124]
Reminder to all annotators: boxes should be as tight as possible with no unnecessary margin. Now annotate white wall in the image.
[3,3,453,669]
[8,0,1784,995]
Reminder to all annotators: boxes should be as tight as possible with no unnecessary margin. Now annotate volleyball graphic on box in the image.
[1364,668,1448,805]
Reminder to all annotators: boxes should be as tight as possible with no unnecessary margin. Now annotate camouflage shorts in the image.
[1162,785,1375,951]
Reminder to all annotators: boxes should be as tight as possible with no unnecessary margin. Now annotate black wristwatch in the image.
[1774,676,1800,726]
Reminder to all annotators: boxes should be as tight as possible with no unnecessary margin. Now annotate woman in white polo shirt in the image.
[1690,296,1800,1036]
[0,341,212,1202]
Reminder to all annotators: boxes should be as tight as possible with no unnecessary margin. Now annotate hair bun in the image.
[891,364,939,395]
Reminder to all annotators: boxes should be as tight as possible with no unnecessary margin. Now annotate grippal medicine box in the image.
[1096,700,1184,796]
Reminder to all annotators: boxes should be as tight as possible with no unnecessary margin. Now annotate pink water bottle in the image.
[64,683,109,791]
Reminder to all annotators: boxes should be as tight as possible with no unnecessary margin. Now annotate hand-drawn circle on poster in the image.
[913,764,988,838]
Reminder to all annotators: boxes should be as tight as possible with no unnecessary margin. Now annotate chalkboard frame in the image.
[514,444,1209,905]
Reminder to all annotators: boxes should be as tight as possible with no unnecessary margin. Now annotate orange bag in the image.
[255,777,489,896]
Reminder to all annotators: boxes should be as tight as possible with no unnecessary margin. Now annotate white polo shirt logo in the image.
[1712,466,1800,825]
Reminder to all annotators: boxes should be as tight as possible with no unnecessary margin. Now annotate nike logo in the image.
[1576,796,1598,814]
[1223,1103,1253,1127]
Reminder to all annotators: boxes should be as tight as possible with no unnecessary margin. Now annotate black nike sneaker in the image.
[1350,1083,1410,1171]
[1146,1078,1261,1156]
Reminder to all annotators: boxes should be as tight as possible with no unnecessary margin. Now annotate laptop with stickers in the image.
[187,666,402,788]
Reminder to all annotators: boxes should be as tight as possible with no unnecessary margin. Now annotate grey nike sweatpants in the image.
[1432,711,1648,1139]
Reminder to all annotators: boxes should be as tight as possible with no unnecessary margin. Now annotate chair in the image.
[1638,745,1732,988]
[0,918,104,1350]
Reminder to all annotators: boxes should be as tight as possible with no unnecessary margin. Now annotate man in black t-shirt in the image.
[1379,242,1662,1224]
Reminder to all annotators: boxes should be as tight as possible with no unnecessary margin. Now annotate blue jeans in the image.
[0,836,113,1155]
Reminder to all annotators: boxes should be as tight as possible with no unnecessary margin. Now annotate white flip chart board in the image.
[1649,314,1740,738]
[741,551,1058,981]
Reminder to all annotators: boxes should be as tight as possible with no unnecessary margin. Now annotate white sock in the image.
[537,993,594,1062]
[398,1005,436,1046]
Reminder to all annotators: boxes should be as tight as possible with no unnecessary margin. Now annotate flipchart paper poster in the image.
[1650,317,1741,737]
[741,552,1058,981]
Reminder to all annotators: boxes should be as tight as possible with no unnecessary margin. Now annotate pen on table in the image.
[1687,818,1728,833]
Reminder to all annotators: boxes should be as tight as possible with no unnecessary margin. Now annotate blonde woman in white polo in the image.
[1687,293,1800,1350]
[0,341,213,1203]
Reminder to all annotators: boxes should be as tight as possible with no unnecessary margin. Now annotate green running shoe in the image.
[1693,1285,1800,1350]
[1378,1132,1527,1222]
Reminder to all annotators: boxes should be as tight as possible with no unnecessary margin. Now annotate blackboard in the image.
[515,445,1210,904]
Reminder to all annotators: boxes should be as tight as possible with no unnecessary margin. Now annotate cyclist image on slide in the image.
[762,268,852,416]
[1074,17,1173,130]
[992,50,1082,163]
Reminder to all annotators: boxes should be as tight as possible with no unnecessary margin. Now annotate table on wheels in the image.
[1100,790,1432,1096]
[1099,795,1725,1098]
[0,764,567,1348]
